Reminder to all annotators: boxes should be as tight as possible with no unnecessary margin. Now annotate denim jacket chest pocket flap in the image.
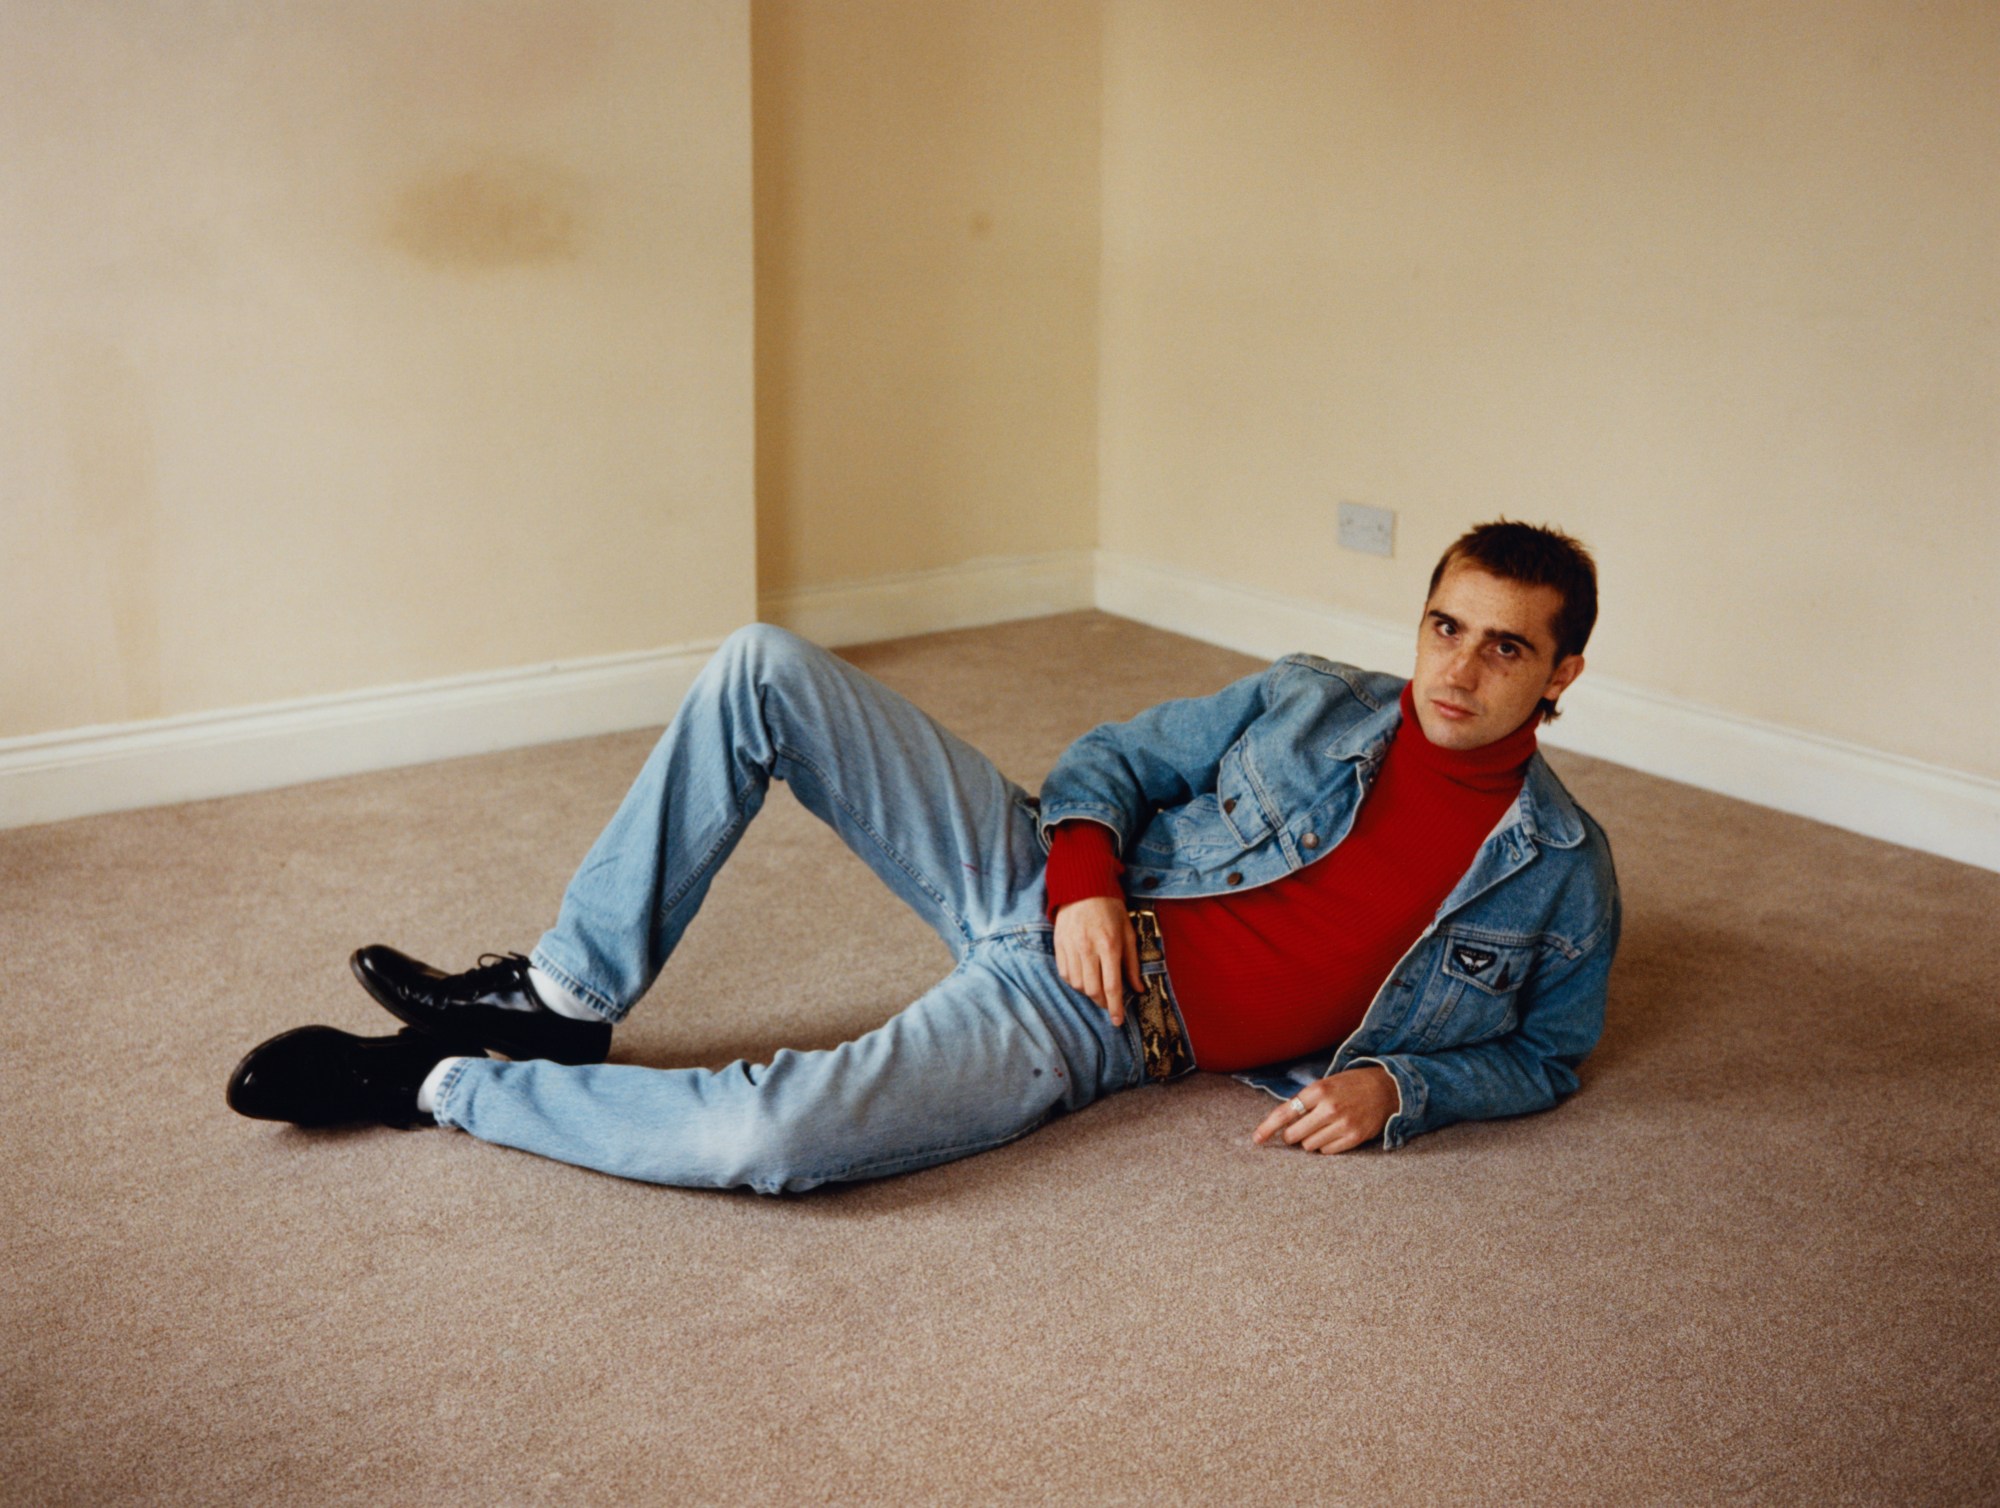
[1410,931,1543,1048]
[1130,741,1273,865]
[1214,741,1272,846]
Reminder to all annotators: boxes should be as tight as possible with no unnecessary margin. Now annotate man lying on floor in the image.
[228,520,1621,1192]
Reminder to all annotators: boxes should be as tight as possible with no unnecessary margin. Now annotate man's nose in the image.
[1441,644,1480,687]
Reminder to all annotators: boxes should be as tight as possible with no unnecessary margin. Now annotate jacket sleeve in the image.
[1356,889,1621,1149]
[1036,666,1273,848]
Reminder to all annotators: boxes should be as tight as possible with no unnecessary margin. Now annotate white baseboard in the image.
[1094,550,2000,874]
[1548,676,2000,872]
[759,549,1097,647]
[0,641,718,831]
[0,548,1096,833]
[10,545,1997,875]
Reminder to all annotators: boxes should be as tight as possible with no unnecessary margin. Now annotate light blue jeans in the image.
[429,624,1149,1192]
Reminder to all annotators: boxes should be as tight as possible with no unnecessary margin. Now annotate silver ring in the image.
[1287,1097,1308,1117]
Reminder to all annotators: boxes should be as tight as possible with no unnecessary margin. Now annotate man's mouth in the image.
[1430,699,1477,720]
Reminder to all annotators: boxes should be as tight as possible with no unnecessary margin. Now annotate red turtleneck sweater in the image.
[1045,684,1538,1072]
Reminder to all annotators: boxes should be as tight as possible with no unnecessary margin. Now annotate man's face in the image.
[1411,562,1585,749]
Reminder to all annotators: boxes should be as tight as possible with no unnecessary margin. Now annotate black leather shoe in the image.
[348,946,613,1065]
[226,1026,467,1129]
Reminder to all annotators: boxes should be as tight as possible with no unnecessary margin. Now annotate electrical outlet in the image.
[1338,502,1395,558]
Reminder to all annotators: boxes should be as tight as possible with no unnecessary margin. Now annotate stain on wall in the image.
[61,339,164,722]
[386,157,586,270]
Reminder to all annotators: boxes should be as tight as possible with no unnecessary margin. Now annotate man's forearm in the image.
[1043,820,1125,920]
[1037,666,1272,844]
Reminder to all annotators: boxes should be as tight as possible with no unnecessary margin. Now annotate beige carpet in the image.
[4,612,1996,1506]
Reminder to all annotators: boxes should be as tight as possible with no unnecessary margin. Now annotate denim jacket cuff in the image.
[1035,800,1129,848]
[1353,1054,1424,1150]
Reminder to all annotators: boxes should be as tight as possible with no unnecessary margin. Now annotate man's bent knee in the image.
[717,621,820,683]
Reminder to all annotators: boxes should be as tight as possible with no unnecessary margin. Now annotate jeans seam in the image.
[523,952,619,1023]
[654,808,750,935]
[975,922,1055,949]
[774,738,971,947]
[429,1056,477,1128]
[806,1112,1056,1189]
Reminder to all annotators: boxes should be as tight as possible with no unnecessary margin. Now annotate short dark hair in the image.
[1427,520,1598,720]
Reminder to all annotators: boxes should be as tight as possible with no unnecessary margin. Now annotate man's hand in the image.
[1054,897,1140,1025]
[1252,1065,1399,1155]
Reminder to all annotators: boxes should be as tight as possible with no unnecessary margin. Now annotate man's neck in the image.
[1394,683,1538,793]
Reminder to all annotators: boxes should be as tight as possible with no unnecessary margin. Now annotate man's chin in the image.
[1415,706,1486,748]
[1424,723,1489,750]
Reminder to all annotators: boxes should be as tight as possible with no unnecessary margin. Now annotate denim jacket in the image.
[1036,653,1620,1149]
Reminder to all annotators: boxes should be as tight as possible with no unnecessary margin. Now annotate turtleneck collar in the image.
[1394,682,1538,794]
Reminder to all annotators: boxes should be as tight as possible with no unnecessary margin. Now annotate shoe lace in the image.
[454,952,533,998]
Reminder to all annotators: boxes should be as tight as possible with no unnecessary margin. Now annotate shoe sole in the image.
[347,949,609,1065]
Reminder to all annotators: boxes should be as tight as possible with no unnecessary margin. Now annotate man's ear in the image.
[1544,654,1585,710]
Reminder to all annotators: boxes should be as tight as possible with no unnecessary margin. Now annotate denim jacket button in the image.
[1226,871,1244,886]
[1222,797,1237,814]
[1141,875,1161,890]
[1301,832,1320,848]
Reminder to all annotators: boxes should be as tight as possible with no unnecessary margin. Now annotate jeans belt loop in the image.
[1125,907,1194,1082]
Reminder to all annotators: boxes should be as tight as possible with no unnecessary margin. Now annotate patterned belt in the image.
[1127,907,1195,1082]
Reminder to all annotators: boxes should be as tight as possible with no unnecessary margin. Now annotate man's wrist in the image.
[1045,821,1126,918]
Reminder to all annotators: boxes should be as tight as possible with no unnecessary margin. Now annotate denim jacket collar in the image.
[1515,754,1588,850]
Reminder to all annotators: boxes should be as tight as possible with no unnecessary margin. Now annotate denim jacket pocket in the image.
[1134,795,1236,864]
[1214,742,1272,847]
[1417,931,1540,1047]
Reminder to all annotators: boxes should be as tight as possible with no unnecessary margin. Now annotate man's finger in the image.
[1099,946,1125,1024]
[1110,919,1136,1019]
[1070,951,1103,1009]
[1301,1117,1343,1151]
[1284,1104,1333,1145]
[1057,941,1087,1001]
[1306,1121,1367,1155]
[1253,1093,1312,1145]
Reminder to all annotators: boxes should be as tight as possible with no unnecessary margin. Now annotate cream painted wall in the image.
[752,0,1100,593]
[1098,0,1999,778]
[2,1,753,740]
[11,0,1993,812]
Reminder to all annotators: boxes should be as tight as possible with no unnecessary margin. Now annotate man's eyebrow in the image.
[1481,627,1540,651]
[1429,609,1545,653]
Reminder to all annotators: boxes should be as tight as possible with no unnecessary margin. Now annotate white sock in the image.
[416,1056,466,1115]
[528,965,603,1022]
